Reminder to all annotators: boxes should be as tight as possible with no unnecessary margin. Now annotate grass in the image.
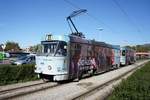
[108,61,150,100]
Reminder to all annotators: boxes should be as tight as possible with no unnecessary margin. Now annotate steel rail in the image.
[0,81,58,100]
[71,63,146,100]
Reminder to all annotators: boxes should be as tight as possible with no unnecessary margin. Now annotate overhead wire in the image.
[63,0,80,34]
[85,12,118,34]
[112,0,142,33]
[63,0,80,9]
[63,0,117,34]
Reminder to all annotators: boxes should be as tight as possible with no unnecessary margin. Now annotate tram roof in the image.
[121,47,135,51]
[69,35,89,44]
[69,35,115,48]
[112,45,120,49]
[41,40,65,44]
[90,40,113,48]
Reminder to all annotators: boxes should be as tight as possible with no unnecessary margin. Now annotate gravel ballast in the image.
[9,60,149,100]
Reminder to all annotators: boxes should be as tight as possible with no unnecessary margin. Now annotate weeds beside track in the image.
[108,61,150,100]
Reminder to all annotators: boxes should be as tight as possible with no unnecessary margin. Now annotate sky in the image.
[0,0,150,48]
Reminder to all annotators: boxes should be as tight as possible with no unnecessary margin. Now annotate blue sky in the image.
[0,0,150,48]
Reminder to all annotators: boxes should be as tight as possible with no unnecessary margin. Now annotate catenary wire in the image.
[112,0,142,33]
[63,0,117,34]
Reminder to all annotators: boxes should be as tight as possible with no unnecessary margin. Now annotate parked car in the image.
[11,55,35,65]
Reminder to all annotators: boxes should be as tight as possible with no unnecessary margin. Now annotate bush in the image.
[0,64,39,85]
[108,61,150,100]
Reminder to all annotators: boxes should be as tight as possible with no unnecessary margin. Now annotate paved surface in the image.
[80,64,143,100]
[0,80,43,92]
[7,60,149,100]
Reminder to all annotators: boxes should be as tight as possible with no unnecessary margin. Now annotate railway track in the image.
[0,81,58,100]
[0,60,148,100]
[71,63,146,100]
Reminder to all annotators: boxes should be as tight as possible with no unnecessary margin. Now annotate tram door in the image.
[69,42,81,78]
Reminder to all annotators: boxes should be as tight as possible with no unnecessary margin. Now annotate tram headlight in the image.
[48,65,52,70]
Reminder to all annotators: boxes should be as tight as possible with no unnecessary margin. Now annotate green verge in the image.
[0,64,39,86]
[108,61,150,100]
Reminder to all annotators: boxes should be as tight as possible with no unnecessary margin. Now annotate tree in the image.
[29,44,42,53]
[125,45,133,49]
[4,41,21,52]
[125,44,150,52]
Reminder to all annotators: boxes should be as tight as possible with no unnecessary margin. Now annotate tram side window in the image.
[70,43,75,56]
[70,43,81,56]
[76,44,81,54]
[122,50,126,56]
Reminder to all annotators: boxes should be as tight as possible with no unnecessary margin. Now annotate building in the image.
[136,52,150,59]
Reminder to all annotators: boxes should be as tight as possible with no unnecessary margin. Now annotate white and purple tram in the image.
[120,47,136,65]
[35,34,134,81]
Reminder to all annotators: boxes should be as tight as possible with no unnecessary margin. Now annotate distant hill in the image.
[125,43,150,52]
[135,44,150,52]
[143,43,150,47]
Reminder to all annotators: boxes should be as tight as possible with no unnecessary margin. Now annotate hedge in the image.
[108,61,150,100]
[0,64,39,85]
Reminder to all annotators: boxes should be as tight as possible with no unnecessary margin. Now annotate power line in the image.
[63,0,80,9]
[112,0,142,33]
[85,12,117,34]
[63,0,117,34]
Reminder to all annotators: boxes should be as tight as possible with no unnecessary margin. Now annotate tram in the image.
[35,34,121,81]
[120,47,136,65]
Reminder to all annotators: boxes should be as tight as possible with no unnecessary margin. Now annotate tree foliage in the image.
[29,44,42,53]
[4,41,21,52]
[125,44,150,52]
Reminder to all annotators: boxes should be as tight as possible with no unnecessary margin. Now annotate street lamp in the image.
[96,28,103,41]
[97,28,103,31]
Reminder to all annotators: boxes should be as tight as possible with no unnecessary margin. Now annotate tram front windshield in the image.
[41,41,67,56]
